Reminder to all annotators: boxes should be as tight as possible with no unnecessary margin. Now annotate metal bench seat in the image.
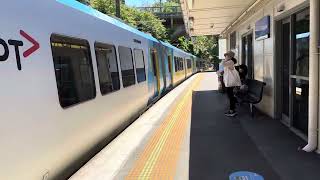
[236,79,266,117]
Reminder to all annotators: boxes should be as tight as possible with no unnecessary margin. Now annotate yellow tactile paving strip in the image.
[126,75,203,180]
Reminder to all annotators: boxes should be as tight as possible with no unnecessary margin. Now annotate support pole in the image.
[115,0,121,18]
[303,0,319,152]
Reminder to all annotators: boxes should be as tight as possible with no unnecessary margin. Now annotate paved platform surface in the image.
[189,73,320,180]
[71,72,320,180]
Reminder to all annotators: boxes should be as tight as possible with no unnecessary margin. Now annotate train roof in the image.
[56,0,159,42]
[160,41,188,54]
[161,41,198,58]
[57,0,199,60]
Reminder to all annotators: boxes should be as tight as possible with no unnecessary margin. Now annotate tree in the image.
[135,11,168,40]
[152,0,180,13]
[90,0,115,15]
[175,35,219,65]
[176,36,194,54]
[89,0,168,41]
[77,0,219,61]
[193,35,219,63]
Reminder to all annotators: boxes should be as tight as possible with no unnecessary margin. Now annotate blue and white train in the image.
[0,1,200,179]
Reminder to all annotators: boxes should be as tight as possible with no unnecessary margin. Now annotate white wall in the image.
[219,39,227,59]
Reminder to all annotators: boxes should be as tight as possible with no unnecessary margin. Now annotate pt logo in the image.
[0,30,40,70]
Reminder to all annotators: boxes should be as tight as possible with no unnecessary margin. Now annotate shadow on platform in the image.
[189,90,320,180]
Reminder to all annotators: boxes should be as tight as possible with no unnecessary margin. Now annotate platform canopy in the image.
[180,0,258,36]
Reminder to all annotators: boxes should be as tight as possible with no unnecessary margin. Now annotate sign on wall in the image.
[218,39,227,59]
[255,16,271,41]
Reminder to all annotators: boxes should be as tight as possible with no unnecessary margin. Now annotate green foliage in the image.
[175,35,219,64]
[193,36,219,64]
[176,36,194,53]
[135,11,168,40]
[120,5,138,27]
[77,0,219,62]
[153,1,180,13]
[90,0,115,15]
[88,0,168,41]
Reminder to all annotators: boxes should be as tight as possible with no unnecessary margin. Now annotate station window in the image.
[50,34,96,108]
[95,42,120,95]
[134,49,146,83]
[119,46,136,87]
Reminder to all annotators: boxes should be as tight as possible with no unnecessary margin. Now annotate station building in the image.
[181,0,320,152]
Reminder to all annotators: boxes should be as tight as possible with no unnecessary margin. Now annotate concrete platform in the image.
[70,72,320,180]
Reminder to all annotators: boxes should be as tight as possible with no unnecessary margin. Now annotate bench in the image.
[236,79,266,117]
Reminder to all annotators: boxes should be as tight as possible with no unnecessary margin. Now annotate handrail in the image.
[137,6,182,14]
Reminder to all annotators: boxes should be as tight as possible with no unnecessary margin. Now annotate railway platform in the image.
[70,72,320,180]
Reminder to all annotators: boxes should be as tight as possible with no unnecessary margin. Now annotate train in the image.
[0,0,201,179]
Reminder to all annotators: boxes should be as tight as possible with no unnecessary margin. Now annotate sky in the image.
[126,0,165,7]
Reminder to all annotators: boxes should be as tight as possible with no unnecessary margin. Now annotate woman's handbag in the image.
[223,67,241,87]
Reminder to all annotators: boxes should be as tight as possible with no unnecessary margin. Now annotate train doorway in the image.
[151,49,160,96]
[167,55,173,87]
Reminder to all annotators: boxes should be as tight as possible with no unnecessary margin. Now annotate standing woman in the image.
[223,51,241,117]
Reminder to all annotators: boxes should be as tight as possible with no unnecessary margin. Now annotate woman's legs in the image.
[226,87,236,112]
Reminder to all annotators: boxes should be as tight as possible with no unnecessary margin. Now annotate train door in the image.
[167,54,173,86]
[184,58,187,78]
[151,49,160,96]
[192,58,196,73]
[160,47,167,90]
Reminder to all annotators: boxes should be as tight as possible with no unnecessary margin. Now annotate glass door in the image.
[281,18,291,121]
[247,34,253,79]
[291,9,309,135]
[241,36,247,65]
[241,33,254,79]
[278,9,310,135]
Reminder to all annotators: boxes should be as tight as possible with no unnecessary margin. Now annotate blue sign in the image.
[255,16,270,41]
[229,171,264,180]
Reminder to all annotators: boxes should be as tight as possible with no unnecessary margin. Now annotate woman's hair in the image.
[231,57,237,64]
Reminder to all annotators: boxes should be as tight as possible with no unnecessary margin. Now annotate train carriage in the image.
[0,1,200,179]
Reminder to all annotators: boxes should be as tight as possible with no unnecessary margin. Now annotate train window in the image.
[174,57,177,72]
[179,58,184,71]
[95,43,120,95]
[168,55,172,73]
[134,49,146,83]
[50,34,96,108]
[182,58,184,70]
[187,59,192,69]
[119,46,135,87]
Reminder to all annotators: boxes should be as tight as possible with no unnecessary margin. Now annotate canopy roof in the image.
[180,0,258,36]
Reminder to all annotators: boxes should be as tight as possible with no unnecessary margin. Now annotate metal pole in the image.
[303,0,319,152]
[116,0,121,18]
